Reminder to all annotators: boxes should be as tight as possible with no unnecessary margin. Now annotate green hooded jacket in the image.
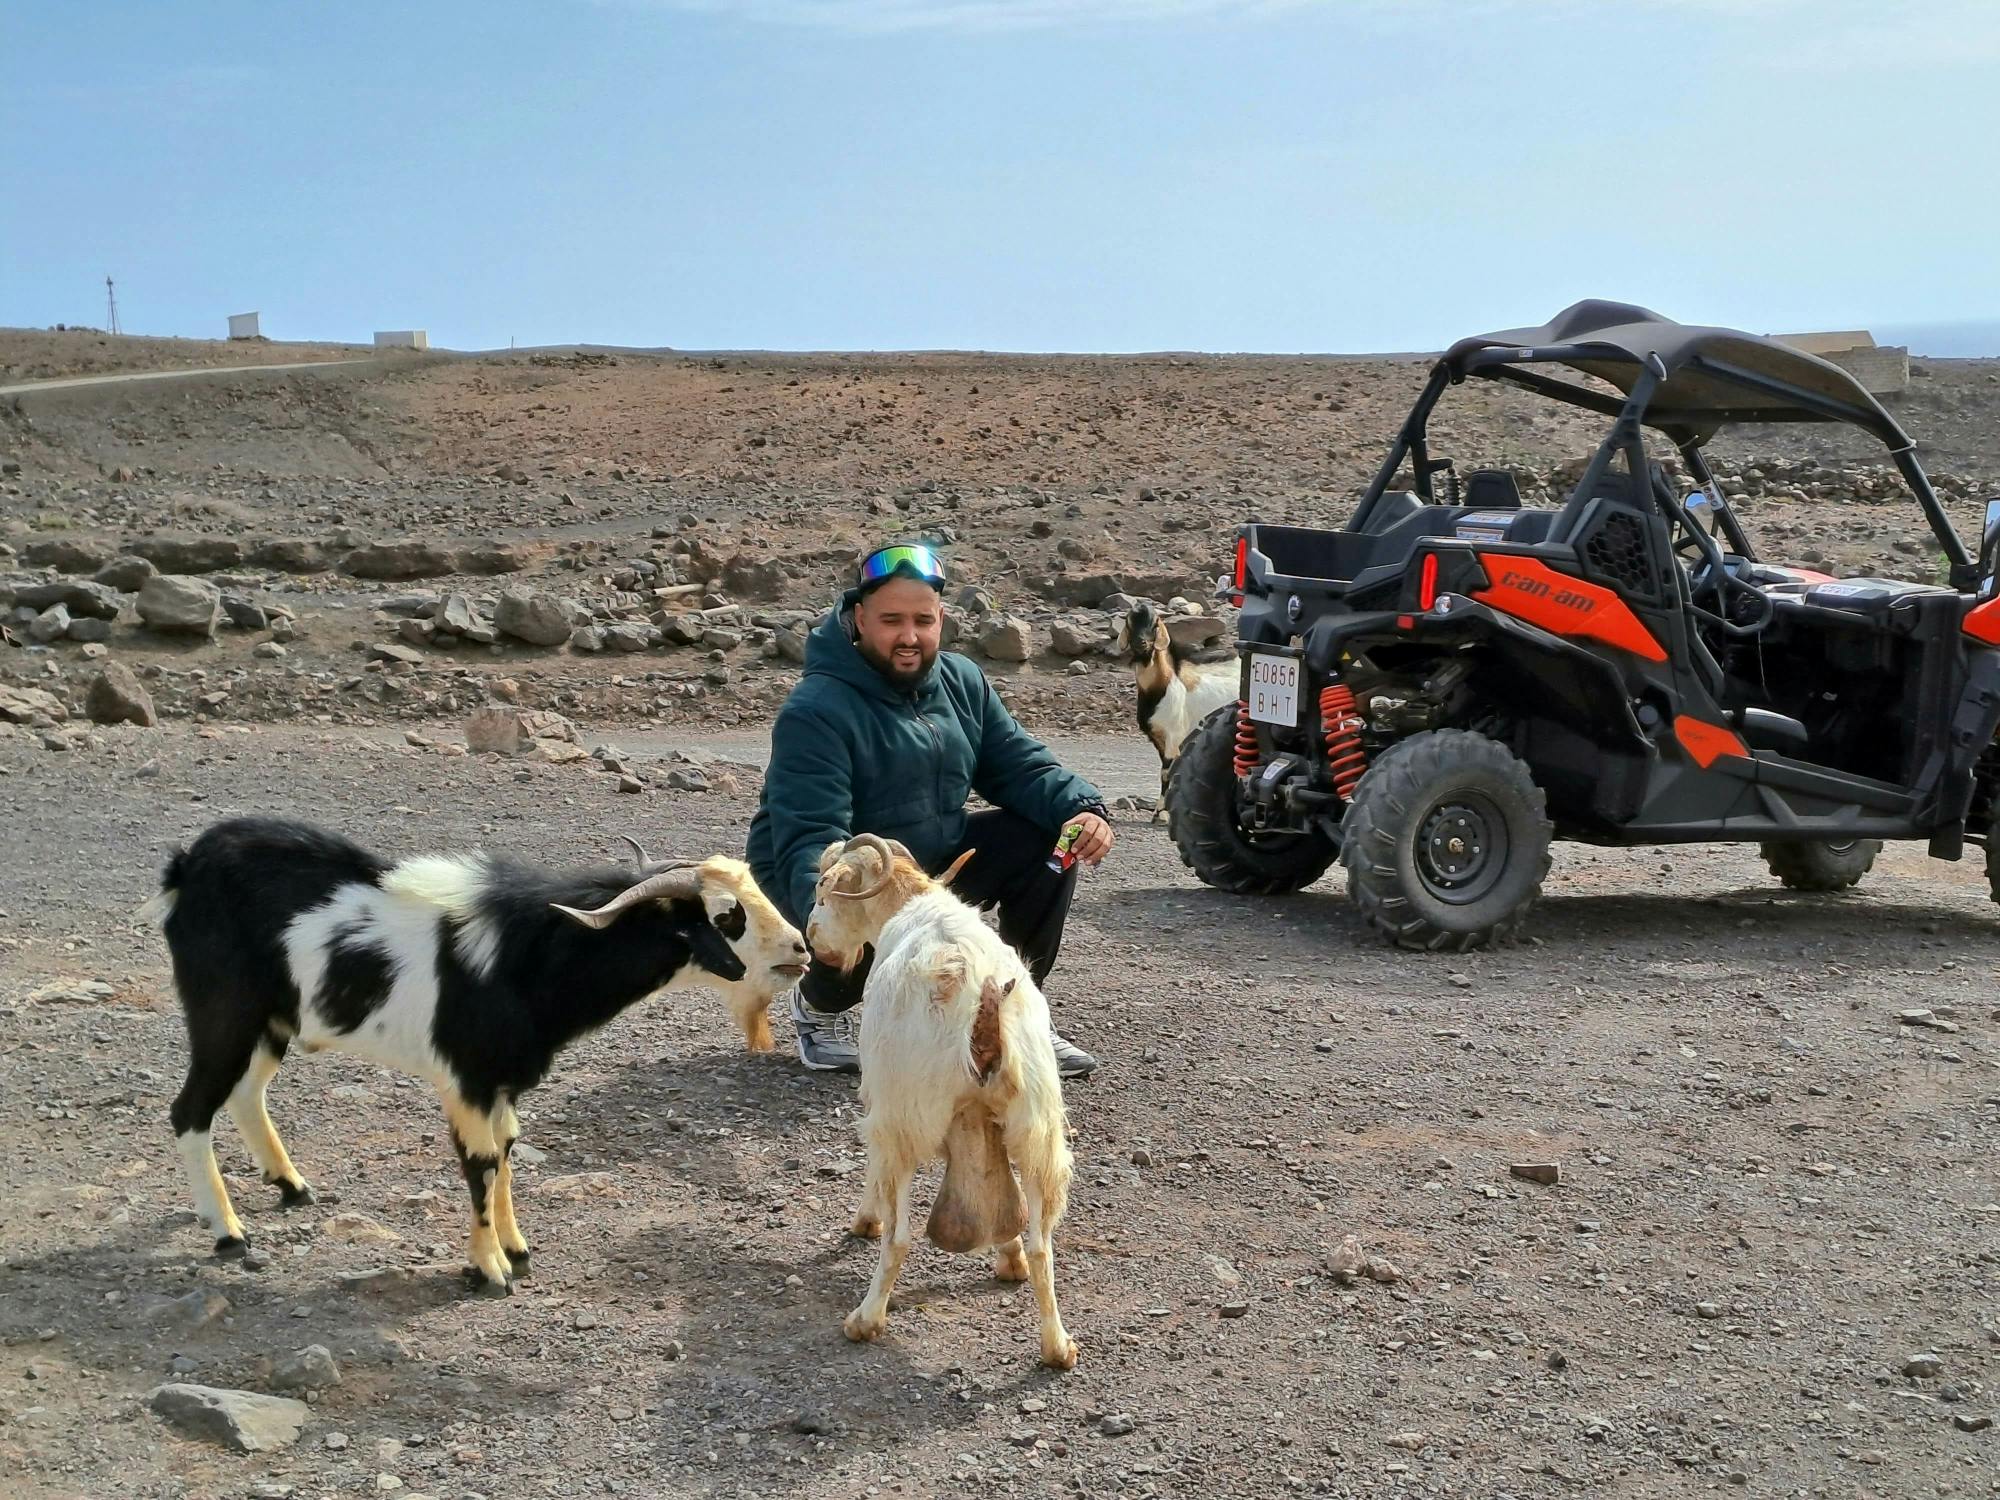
[746,596,1105,926]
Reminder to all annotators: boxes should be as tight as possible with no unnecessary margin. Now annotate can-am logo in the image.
[1498,572,1600,614]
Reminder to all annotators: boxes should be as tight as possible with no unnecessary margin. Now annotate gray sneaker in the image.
[791,990,863,1073]
[1049,1028,1098,1080]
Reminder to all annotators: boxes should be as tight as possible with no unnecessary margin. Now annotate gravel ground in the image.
[2,721,1996,1499]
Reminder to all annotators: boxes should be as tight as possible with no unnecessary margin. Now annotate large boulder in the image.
[14,579,124,620]
[94,555,158,592]
[494,588,575,647]
[147,1383,309,1453]
[455,542,531,576]
[23,538,110,574]
[339,541,456,581]
[247,538,329,573]
[137,575,222,637]
[132,535,243,574]
[86,662,157,726]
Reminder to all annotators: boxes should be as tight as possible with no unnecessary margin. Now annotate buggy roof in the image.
[1442,299,1905,447]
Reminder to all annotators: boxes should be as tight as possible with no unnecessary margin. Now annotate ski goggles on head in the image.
[856,543,946,591]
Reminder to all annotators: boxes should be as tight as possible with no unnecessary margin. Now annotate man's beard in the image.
[858,637,936,688]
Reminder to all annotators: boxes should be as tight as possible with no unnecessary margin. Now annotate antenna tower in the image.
[105,276,121,335]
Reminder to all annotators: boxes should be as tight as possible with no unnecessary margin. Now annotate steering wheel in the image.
[1674,502,1774,637]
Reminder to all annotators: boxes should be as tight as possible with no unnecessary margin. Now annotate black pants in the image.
[800,808,1079,1015]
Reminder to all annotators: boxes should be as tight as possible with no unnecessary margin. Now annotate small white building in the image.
[227,312,261,340]
[373,329,429,350]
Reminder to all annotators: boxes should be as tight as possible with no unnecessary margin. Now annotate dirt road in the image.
[2,722,1996,1498]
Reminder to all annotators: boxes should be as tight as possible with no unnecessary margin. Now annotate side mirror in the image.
[1980,498,2000,599]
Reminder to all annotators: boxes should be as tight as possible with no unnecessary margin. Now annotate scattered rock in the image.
[271,1344,340,1394]
[369,641,425,666]
[464,707,580,756]
[1327,1232,1401,1285]
[143,1290,230,1327]
[1099,1413,1137,1437]
[438,592,478,635]
[148,1383,310,1452]
[1904,1352,1945,1378]
[0,684,68,724]
[222,595,270,631]
[28,603,71,643]
[85,662,157,726]
[1510,1162,1561,1186]
[321,1211,400,1245]
[976,615,1033,662]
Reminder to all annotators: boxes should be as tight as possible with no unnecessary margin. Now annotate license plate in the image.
[1246,653,1299,727]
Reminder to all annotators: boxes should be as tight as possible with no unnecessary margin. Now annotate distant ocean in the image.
[1873,320,2000,358]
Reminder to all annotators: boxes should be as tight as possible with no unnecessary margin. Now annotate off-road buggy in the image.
[1167,299,2000,950]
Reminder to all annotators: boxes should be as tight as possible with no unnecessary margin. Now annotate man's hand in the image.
[1069,811,1114,868]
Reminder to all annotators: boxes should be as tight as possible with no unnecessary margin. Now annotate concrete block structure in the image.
[227,312,261,339]
[1773,329,1909,395]
[373,330,429,350]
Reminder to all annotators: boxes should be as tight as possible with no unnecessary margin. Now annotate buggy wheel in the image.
[1760,839,1880,892]
[1341,729,1552,952]
[1167,706,1338,895]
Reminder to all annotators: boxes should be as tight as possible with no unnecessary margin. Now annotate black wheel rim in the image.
[1824,840,1859,855]
[1416,794,1509,905]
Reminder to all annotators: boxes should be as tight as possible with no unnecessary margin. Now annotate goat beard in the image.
[856,636,937,689]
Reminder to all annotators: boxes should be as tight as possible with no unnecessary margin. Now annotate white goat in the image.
[806,834,1077,1370]
[1119,601,1238,820]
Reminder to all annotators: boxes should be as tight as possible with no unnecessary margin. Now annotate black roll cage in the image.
[1351,344,1975,589]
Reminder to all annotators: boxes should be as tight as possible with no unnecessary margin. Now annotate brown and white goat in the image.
[1118,601,1238,820]
[806,834,1078,1369]
[146,817,807,1289]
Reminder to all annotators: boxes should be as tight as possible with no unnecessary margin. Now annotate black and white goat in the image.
[145,817,807,1289]
[1118,601,1238,820]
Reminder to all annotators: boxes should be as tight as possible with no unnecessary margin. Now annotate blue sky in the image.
[4,1,1997,353]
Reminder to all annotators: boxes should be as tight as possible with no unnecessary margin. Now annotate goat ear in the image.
[679,911,749,983]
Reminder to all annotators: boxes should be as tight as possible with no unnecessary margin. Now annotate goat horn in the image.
[619,835,653,868]
[938,848,976,887]
[552,862,703,929]
[828,832,899,902]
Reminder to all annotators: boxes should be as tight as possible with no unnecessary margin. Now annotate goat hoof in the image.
[504,1247,532,1276]
[850,1216,882,1240]
[842,1310,886,1344]
[213,1235,248,1259]
[464,1268,513,1297]
[277,1180,316,1209]
[1041,1335,1079,1371]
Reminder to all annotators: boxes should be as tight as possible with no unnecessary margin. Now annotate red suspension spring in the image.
[1320,683,1368,799]
[1233,699,1261,777]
